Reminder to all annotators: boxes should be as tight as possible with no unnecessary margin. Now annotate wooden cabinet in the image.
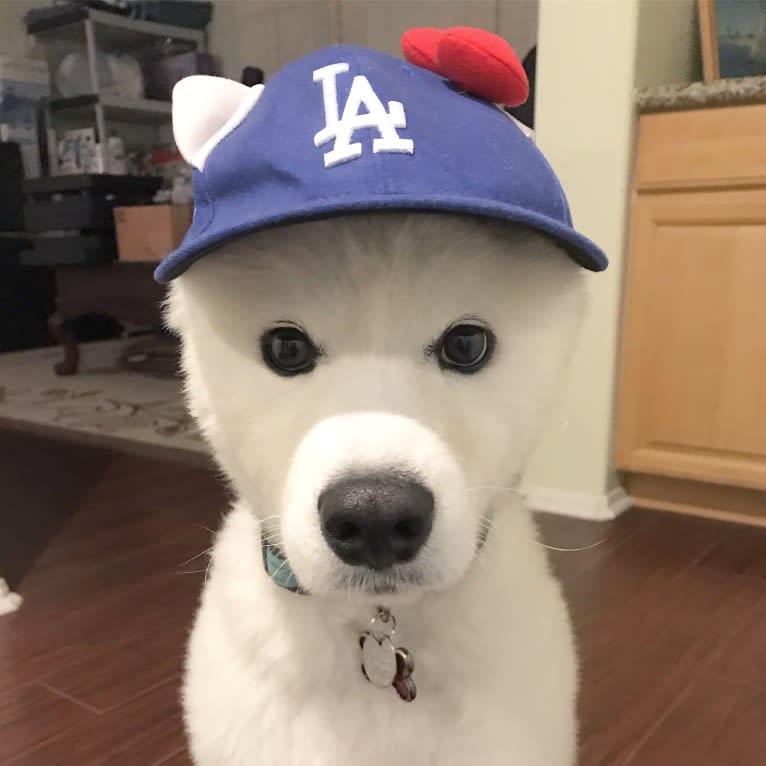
[617,105,766,525]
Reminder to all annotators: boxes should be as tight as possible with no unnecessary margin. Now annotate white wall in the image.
[1,0,537,73]
[0,1,38,57]
[209,0,339,81]
[524,0,641,501]
[209,0,538,81]
[339,1,496,56]
[524,0,699,506]
[636,0,700,88]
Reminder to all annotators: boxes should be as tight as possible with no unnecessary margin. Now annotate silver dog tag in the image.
[361,633,397,688]
[360,607,397,687]
[359,607,417,700]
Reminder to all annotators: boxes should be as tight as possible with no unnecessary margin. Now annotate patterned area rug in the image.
[0,340,207,456]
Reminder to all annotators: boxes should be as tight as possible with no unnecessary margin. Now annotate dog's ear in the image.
[172,76,265,171]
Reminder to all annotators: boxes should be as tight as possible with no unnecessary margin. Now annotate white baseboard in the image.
[0,578,22,616]
[523,484,633,521]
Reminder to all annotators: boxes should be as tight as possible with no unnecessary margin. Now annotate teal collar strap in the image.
[261,535,307,595]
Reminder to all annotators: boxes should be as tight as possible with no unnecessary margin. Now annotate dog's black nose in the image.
[318,474,434,570]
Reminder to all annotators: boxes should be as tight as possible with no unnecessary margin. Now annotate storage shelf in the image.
[23,174,162,197]
[26,4,203,175]
[26,7,204,52]
[49,95,172,124]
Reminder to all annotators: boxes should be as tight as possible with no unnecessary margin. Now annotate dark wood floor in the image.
[1,431,765,765]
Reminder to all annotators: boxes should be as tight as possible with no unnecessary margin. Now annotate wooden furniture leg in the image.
[49,263,166,375]
[48,311,80,376]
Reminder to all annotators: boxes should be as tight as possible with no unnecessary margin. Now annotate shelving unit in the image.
[27,6,204,50]
[49,94,172,125]
[26,5,206,167]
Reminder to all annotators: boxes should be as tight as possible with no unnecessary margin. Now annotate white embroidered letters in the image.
[313,63,414,168]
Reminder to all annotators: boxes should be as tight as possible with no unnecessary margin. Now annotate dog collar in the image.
[261,535,306,595]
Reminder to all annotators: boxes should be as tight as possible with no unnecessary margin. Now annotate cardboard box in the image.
[114,204,192,262]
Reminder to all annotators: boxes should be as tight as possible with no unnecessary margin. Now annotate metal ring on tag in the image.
[370,609,396,640]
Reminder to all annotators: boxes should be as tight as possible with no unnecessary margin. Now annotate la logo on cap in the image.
[313,63,414,168]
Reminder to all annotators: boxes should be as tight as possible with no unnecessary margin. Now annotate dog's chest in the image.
[184,605,565,766]
[191,670,537,766]
[183,509,577,765]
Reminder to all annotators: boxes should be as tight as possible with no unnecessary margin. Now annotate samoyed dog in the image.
[167,212,586,765]
[158,32,605,766]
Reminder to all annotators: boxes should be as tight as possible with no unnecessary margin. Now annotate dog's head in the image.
[168,212,586,600]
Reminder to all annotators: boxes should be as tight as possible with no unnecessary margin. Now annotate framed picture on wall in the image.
[699,0,766,80]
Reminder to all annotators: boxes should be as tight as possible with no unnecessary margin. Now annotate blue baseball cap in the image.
[155,42,607,283]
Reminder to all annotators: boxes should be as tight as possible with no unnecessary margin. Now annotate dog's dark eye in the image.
[261,326,318,376]
[437,324,493,373]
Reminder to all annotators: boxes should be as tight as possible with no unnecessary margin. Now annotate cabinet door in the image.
[617,188,766,490]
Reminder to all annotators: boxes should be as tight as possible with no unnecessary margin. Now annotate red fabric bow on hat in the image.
[401,26,529,107]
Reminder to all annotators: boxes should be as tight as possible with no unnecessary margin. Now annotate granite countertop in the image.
[636,74,766,113]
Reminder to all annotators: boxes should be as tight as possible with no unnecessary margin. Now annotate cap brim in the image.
[155,194,607,283]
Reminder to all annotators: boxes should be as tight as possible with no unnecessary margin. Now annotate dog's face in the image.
[169,213,586,601]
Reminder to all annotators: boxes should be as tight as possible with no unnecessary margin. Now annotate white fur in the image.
[169,213,587,765]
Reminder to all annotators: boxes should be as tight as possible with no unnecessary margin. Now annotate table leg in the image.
[48,312,80,375]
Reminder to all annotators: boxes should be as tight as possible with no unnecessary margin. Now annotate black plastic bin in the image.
[22,174,162,234]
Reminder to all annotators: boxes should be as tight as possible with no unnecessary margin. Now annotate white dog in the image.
[157,31,606,766]
[167,212,586,765]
